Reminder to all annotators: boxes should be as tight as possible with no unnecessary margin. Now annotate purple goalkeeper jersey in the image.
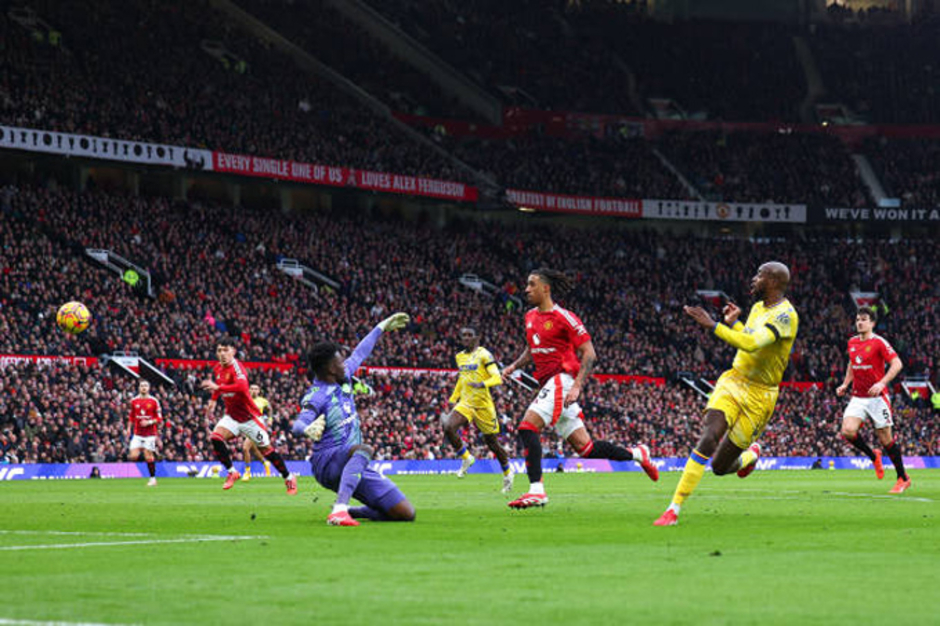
[292,325,382,459]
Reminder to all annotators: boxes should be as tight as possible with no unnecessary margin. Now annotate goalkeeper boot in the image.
[264,461,272,477]
[223,469,241,490]
[737,443,761,479]
[457,454,476,478]
[241,466,251,482]
[327,510,360,527]
[873,449,885,480]
[508,492,548,509]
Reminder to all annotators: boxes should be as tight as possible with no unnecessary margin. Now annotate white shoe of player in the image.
[456,454,476,478]
[147,478,157,487]
[501,468,515,494]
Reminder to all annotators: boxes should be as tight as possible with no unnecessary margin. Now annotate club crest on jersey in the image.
[543,321,553,330]
[865,346,872,353]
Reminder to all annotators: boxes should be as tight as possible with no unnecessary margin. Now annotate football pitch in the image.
[1,471,937,626]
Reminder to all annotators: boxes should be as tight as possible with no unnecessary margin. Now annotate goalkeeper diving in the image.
[292,313,416,527]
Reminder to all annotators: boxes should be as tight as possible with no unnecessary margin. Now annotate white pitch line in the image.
[689,492,934,504]
[0,620,138,626]
[0,535,267,552]
[0,531,154,537]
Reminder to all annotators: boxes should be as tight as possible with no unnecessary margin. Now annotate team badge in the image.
[544,321,553,330]
[865,346,872,353]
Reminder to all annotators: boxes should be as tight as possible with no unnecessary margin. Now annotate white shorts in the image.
[130,435,157,452]
[844,395,893,429]
[527,373,586,440]
[216,415,271,447]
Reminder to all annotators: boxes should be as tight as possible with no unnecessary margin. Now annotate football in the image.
[56,301,92,335]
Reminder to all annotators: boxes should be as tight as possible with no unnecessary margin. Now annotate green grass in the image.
[1,471,937,625]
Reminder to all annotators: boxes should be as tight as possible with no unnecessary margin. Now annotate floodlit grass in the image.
[1,470,937,625]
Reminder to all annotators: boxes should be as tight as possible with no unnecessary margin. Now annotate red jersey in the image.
[848,334,898,398]
[525,305,592,387]
[129,396,163,437]
[212,359,261,423]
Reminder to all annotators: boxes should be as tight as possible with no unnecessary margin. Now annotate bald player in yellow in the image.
[655,261,799,526]
[444,327,515,493]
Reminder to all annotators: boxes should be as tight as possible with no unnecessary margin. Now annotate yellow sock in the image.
[737,448,757,471]
[264,461,271,476]
[671,449,710,507]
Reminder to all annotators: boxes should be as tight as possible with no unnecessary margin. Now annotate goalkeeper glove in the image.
[378,312,410,332]
[303,415,326,442]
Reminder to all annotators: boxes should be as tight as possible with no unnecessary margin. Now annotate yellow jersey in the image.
[253,396,271,425]
[715,299,798,387]
[449,347,501,408]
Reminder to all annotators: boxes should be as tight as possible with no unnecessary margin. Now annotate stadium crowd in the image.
[0,0,468,182]
[433,133,690,200]
[233,0,478,120]
[2,361,937,466]
[657,130,869,207]
[864,137,940,209]
[3,182,939,387]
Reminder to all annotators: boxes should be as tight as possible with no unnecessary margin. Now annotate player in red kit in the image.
[201,336,298,494]
[126,379,162,487]
[836,306,909,493]
[501,268,659,509]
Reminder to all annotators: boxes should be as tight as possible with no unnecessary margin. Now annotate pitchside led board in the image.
[3,456,940,481]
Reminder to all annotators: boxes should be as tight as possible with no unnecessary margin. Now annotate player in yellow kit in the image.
[655,261,799,526]
[444,327,515,493]
[242,384,273,480]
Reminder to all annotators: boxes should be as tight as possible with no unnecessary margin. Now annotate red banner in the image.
[211,152,477,202]
[506,189,642,217]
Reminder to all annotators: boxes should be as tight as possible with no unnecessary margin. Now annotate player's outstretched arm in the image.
[378,312,410,332]
[292,409,325,441]
[686,304,778,352]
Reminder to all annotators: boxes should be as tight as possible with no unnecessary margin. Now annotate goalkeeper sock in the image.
[336,450,370,506]
[883,440,908,480]
[210,434,233,470]
[843,432,876,461]
[263,449,290,479]
[518,424,543,486]
[670,448,710,507]
[349,505,390,521]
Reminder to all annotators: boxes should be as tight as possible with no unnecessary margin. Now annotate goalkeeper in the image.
[292,313,416,527]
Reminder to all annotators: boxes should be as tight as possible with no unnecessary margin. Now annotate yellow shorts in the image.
[705,370,779,449]
[455,403,500,435]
